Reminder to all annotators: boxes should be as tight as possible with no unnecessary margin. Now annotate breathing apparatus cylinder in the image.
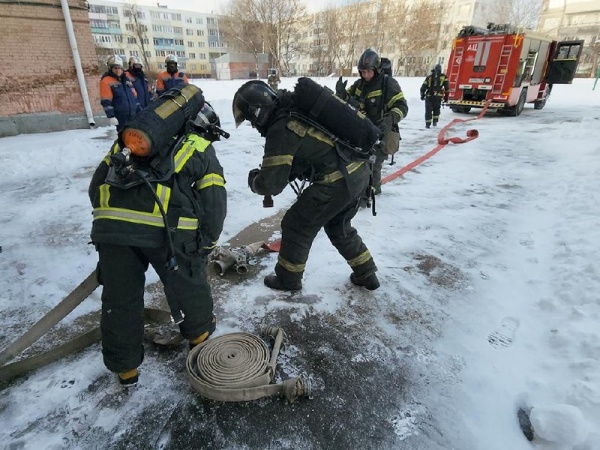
[291,77,381,156]
[120,84,205,158]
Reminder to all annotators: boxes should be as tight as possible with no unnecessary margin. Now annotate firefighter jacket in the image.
[126,69,152,109]
[100,71,141,126]
[156,70,190,96]
[250,107,370,198]
[89,134,227,252]
[346,73,408,128]
[420,72,450,100]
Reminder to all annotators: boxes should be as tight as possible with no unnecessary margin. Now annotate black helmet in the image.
[434,64,442,73]
[232,80,278,129]
[357,49,381,73]
[189,102,223,141]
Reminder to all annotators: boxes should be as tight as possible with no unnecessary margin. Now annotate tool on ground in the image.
[210,241,273,276]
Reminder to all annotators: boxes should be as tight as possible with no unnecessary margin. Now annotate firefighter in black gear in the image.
[232,80,379,292]
[336,49,408,196]
[88,102,227,387]
[420,64,450,128]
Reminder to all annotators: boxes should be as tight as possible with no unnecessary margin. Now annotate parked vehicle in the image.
[446,23,584,116]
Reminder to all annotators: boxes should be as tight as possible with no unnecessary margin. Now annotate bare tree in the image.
[395,0,445,76]
[123,2,155,79]
[221,0,306,73]
[487,0,544,29]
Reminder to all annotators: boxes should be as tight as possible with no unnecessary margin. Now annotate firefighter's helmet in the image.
[357,49,381,73]
[165,54,178,65]
[190,102,222,141]
[107,55,123,68]
[232,80,278,130]
[434,64,442,73]
[128,56,143,69]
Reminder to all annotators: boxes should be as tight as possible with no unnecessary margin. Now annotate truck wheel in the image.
[452,106,471,113]
[534,85,552,110]
[510,89,527,116]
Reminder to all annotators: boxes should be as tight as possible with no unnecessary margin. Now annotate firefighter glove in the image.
[109,117,119,126]
[420,95,425,101]
[336,76,348,99]
[378,114,394,134]
[248,168,261,193]
[444,95,449,103]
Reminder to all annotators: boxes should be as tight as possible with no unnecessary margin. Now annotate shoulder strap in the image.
[378,75,389,117]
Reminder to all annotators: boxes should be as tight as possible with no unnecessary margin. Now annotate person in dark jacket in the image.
[100,55,142,132]
[267,68,281,90]
[420,64,450,128]
[88,96,227,387]
[232,80,379,292]
[156,54,190,96]
[125,56,152,109]
[336,49,408,196]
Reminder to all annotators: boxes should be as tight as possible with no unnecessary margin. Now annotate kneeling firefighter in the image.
[233,80,380,292]
[88,84,228,387]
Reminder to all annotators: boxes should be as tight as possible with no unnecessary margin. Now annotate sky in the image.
[0,76,599,449]
[102,0,333,14]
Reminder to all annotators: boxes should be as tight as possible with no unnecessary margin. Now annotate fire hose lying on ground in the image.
[0,244,310,403]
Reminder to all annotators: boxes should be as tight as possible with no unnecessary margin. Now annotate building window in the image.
[199,42,206,48]
[186,17,192,24]
[188,41,195,47]
[175,39,184,45]
[196,18,203,25]
[199,53,206,59]
[189,53,196,59]
[200,64,208,70]
[196,30,204,36]
[91,19,109,28]
[127,37,136,44]
[174,27,183,35]
[186,29,194,35]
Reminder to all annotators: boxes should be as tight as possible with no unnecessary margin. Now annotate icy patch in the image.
[390,407,420,440]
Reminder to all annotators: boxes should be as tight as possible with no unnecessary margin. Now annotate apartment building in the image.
[88,0,227,78]
[538,0,600,76]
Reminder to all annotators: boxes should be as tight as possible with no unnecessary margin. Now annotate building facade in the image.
[88,0,227,78]
[538,0,600,76]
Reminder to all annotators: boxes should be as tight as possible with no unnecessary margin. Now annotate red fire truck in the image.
[445,24,584,116]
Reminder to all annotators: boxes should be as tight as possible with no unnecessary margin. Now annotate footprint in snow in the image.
[488,317,520,348]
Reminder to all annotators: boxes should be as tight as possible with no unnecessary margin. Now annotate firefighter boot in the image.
[425,123,431,129]
[350,272,380,290]
[189,315,217,349]
[264,273,302,291]
[432,120,438,127]
[118,368,139,388]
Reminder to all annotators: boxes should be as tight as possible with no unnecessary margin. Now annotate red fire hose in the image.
[382,100,489,185]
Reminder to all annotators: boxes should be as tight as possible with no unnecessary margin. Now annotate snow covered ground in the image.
[0,76,599,449]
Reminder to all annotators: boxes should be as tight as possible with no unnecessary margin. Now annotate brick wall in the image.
[0,0,102,117]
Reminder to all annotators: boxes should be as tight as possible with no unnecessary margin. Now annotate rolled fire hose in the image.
[186,327,311,403]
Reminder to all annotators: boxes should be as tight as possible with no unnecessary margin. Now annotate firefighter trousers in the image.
[425,96,442,125]
[96,240,214,373]
[275,181,377,287]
